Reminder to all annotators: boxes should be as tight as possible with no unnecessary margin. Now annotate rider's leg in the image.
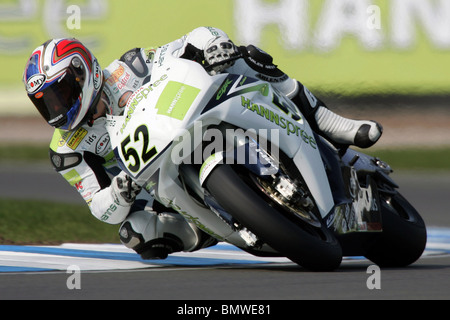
[286,81,383,148]
[235,45,382,148]
[118,194,217,259]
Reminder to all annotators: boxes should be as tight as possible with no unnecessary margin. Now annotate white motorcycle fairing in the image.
[106,41,335,250]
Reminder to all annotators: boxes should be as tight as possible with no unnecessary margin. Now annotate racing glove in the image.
[111,171,142,206]
[204,37,239,75]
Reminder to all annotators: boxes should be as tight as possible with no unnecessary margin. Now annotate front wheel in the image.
[205,164,342,271]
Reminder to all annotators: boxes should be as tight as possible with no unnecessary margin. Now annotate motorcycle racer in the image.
[23,27,382,259]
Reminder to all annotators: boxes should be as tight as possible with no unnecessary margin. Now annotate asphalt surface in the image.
[0,163,449,300]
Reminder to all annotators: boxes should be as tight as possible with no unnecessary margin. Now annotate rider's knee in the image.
[118,210,217,259]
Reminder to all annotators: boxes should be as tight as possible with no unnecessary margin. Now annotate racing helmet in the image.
[23,39,103,130]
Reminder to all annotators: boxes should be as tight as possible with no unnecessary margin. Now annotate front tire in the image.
[205,164,342,271]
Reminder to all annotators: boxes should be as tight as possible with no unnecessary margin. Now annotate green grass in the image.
[0,198,120,245]
[364,147,450,172]
[0,144,121,245]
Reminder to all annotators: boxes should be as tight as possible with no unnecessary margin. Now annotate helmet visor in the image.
[30,61,85,128]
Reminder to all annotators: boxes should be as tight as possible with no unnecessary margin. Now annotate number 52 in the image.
[120,124,157,173]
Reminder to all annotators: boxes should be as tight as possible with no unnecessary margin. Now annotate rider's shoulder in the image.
[119,47,151,77]
[103,48,151,82]
[102,48,152,115]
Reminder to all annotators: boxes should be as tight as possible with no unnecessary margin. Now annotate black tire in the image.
[364,192,427,267]
[205,164,342,271]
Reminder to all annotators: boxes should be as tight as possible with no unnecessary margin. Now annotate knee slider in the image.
[118,210,200,259]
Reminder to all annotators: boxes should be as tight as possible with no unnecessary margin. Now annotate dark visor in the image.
[30,61,85,128]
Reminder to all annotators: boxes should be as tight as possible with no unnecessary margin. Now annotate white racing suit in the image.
[49,27,381,259]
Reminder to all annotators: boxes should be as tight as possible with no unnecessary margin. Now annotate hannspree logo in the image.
[241,96,317,149]
[26,73,46,94]
[120,74,168,134]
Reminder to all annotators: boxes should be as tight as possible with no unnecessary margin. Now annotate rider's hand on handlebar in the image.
[111,171,142,205]
[204,37,239,75]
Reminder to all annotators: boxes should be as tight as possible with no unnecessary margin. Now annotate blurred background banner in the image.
[1,0,450,115]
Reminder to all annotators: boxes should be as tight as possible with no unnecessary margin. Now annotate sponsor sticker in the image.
[26,74,46,94]
[96,133,110,154]
[67,127,88,150]
[92,60,102,90]
[62,169,82,187]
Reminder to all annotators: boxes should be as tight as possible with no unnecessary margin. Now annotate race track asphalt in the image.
[0,163,449,300]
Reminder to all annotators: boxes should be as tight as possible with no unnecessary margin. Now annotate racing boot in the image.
[119,202,217,259]
[288,81,383,148]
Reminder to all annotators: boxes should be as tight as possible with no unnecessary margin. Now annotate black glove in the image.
[112,171,142,205]
[204,37,240,75]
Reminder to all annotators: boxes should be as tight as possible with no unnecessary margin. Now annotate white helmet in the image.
[23,39,103,130]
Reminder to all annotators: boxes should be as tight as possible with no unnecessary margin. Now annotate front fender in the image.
[199,132,279,186]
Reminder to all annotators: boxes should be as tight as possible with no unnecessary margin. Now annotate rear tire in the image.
[364,192,427,267]
[205,164,342,271]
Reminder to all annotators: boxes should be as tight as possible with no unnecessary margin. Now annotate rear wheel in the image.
[364,192,427,267]
[205,164,342,271]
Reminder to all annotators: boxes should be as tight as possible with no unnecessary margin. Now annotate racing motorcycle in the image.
[106,42,427,271]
